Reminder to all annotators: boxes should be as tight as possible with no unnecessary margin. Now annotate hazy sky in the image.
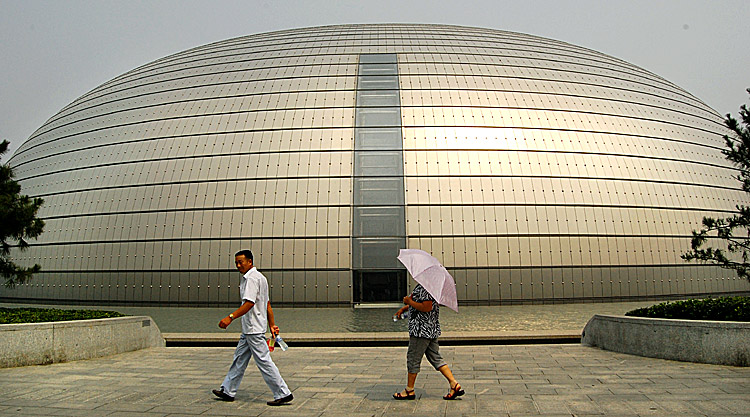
[1,0,748,161]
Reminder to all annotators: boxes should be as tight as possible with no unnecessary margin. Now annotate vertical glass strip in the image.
[352,54,407,302]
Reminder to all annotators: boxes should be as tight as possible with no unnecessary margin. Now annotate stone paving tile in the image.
[0,406,58,416]
[686,399,736,415]
[502,394,539,415]
[712,399,750,414]
[1,344,749,416]
[589,398,639,416]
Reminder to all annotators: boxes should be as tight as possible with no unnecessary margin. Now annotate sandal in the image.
[393,388,415,400]
[443,383,465,400]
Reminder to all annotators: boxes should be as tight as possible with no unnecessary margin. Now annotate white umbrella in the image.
[397,249,459,312]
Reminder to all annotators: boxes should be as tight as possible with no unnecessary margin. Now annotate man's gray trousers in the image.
[221,333,291,399]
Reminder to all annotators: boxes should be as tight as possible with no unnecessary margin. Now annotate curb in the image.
[163,330,582,347]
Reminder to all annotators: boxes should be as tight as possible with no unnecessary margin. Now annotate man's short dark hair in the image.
[235,249,253,262]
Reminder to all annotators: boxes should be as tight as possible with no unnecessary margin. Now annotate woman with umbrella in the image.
[393,249,465,401]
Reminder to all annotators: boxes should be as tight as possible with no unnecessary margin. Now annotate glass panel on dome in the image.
[354,151,403,177]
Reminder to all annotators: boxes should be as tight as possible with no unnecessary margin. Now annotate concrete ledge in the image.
[0,316,165,368]
[581,314,750,366]
[164,330,581,347]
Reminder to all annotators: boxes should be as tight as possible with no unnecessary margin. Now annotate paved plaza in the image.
[1,343,748,416]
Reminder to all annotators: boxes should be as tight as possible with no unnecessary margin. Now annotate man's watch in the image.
[228,313,234,320]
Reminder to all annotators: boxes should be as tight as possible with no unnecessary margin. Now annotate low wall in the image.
[0,316,165,368]
[582,314,750,366]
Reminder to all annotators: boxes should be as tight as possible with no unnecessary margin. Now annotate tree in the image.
[0,140,45,288]
[682,88,750,282]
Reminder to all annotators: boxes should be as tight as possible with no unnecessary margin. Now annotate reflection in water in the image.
[1,300,666,334]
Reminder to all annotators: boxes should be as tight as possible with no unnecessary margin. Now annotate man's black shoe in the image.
[267,393,293,406]
[212,388,235,402]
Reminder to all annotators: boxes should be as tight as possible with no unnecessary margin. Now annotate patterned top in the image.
[407,284,441,339]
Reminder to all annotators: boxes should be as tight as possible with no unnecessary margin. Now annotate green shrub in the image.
[625,296,750,322]
[0,307,126,324]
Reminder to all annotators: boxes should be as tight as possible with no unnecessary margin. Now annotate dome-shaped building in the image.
[4,24,748,306]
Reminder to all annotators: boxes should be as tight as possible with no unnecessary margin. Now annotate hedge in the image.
[625,296,750,322]
[0,307,126,324]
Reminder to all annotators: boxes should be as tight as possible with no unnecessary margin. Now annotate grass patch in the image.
[625,296,750,322]
[0,307,126,324]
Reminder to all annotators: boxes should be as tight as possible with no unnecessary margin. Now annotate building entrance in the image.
[353,270,407,303]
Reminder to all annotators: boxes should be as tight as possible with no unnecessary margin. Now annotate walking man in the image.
[212,249,293,406]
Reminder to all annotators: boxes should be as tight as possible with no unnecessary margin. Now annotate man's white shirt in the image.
[239,267,270,334]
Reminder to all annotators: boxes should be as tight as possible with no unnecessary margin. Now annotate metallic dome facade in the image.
[5,24,748,305]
